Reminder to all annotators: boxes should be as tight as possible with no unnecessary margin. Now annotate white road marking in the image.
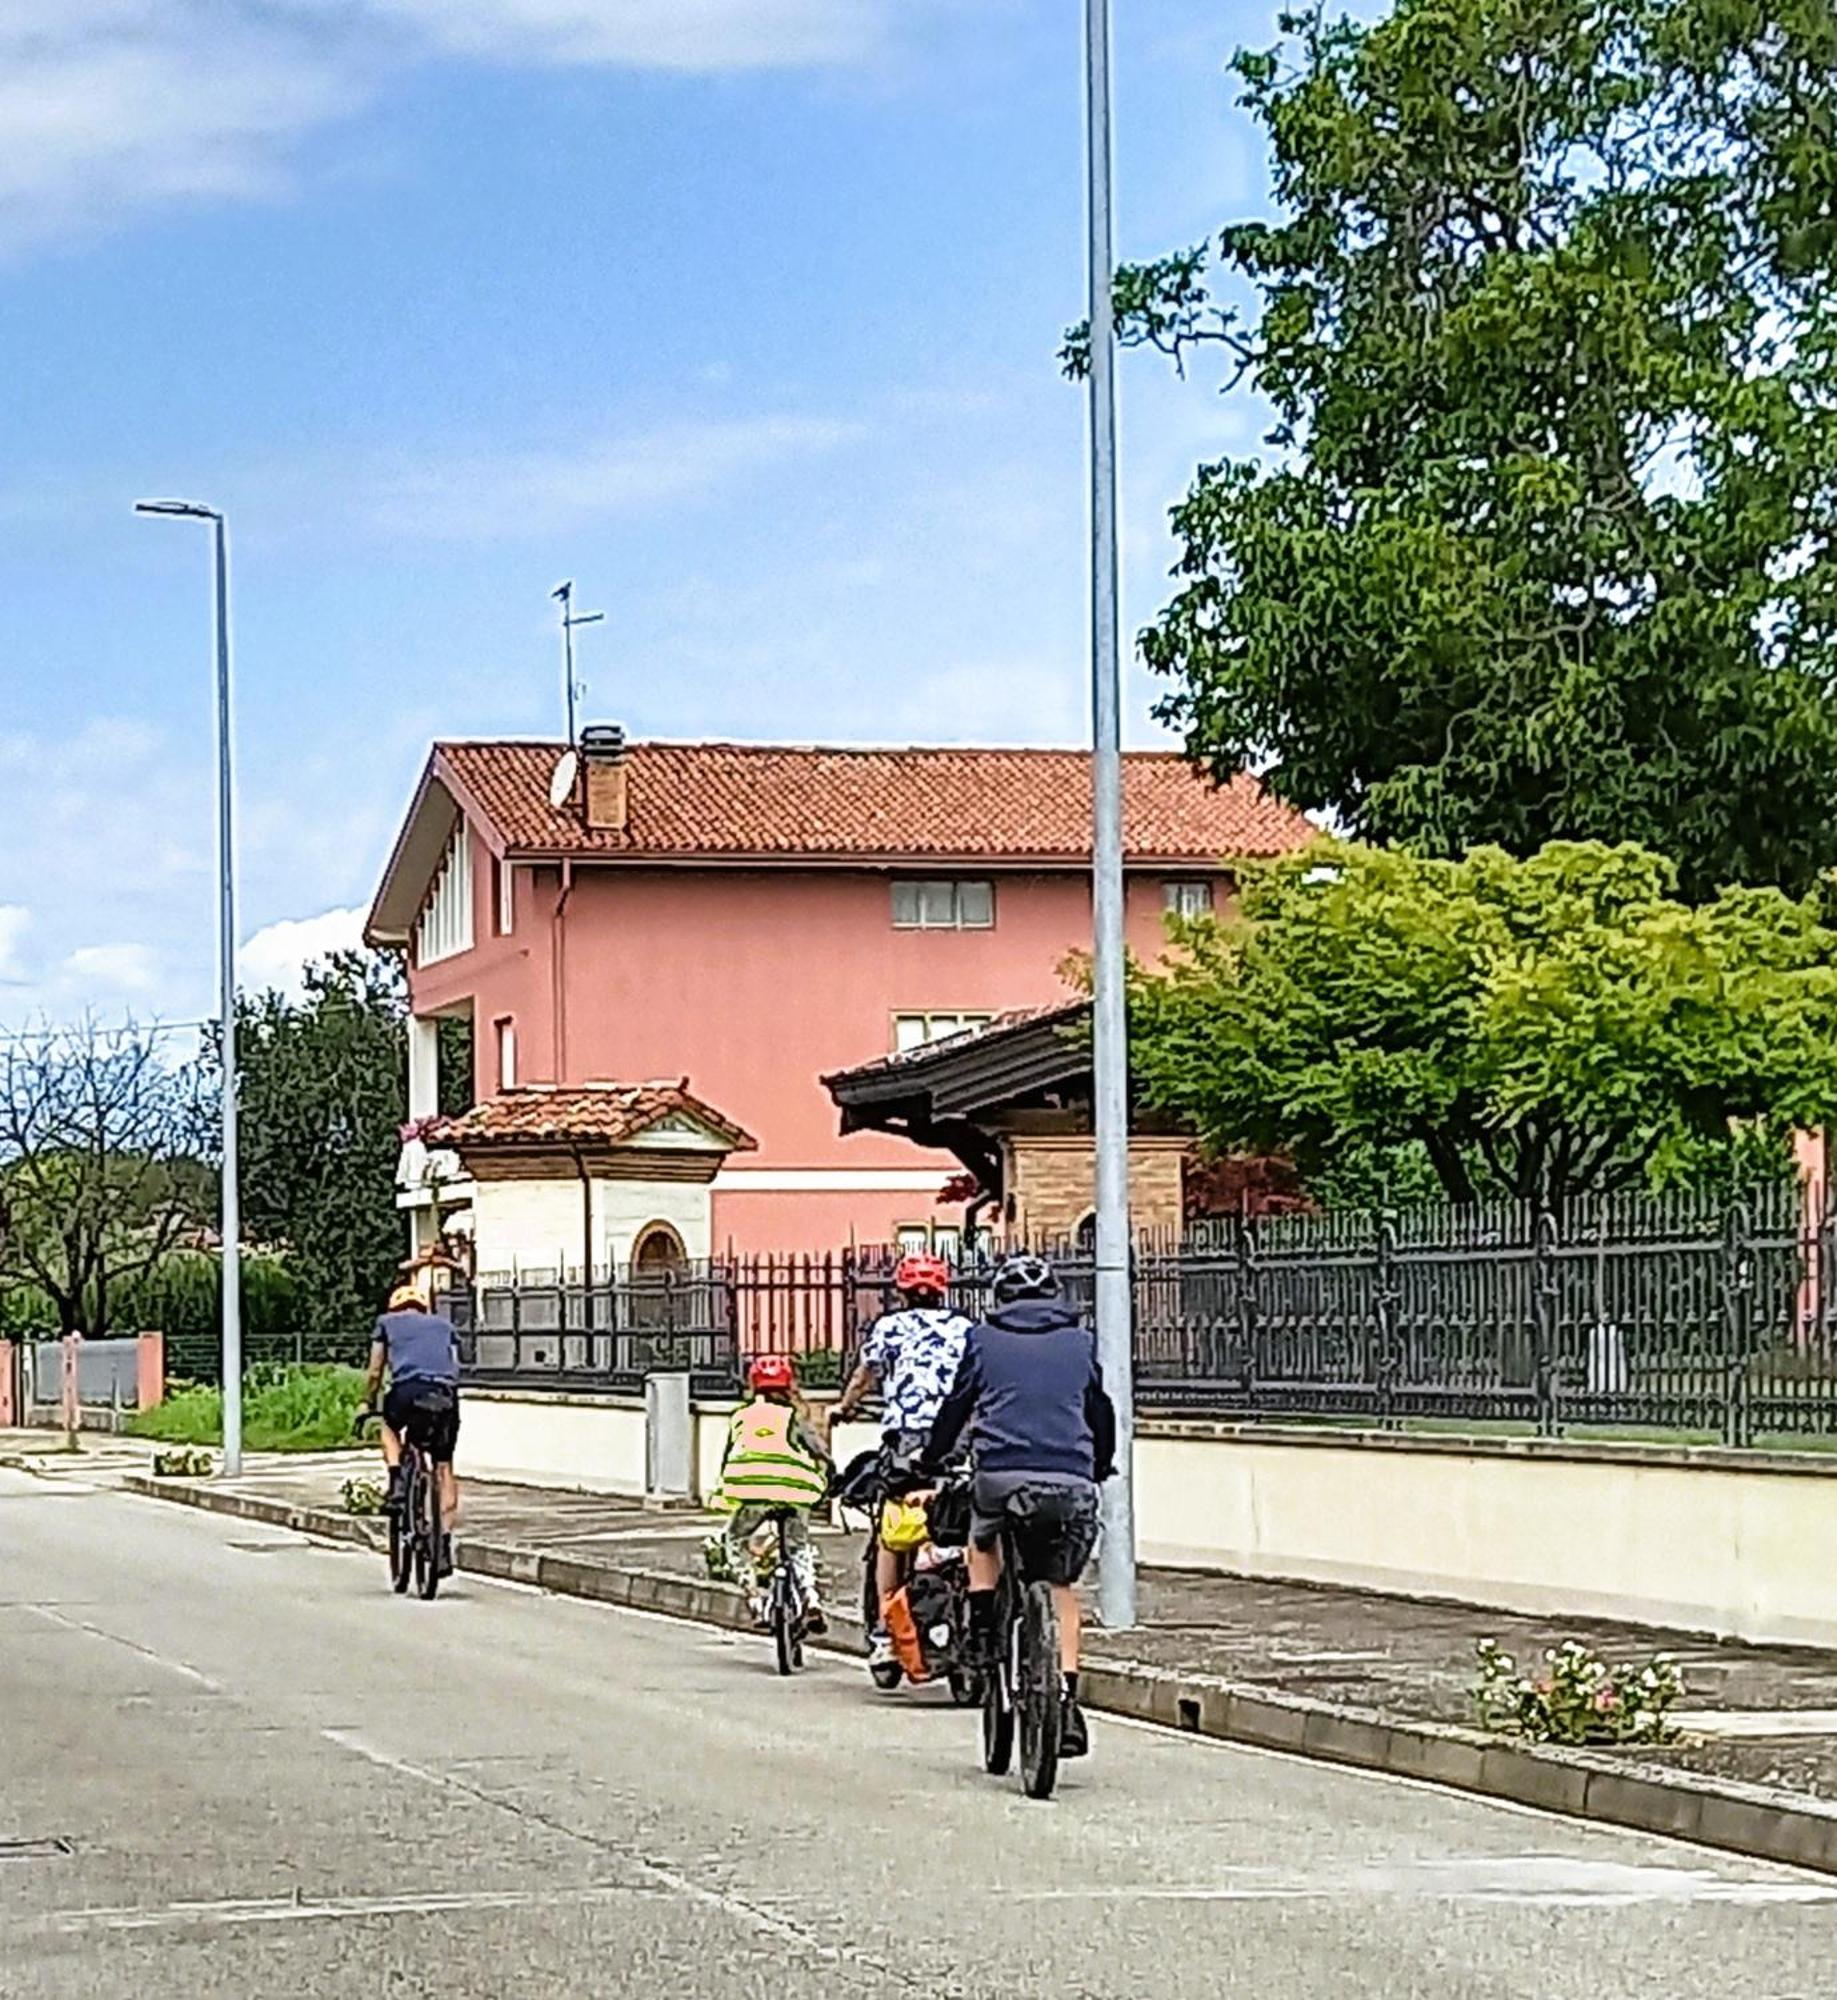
[22,1604,221,1691]
[316,1727,905,1978]
[36,1884,646,1936]
[1016,1855,1837,1908]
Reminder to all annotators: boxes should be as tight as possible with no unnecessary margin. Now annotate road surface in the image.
[1,1464,1832,1998]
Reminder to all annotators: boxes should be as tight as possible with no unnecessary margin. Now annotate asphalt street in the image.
[2,1463,1833,1998]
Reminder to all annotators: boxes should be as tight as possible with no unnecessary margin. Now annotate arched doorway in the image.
[630,1223,689,1332]
[633,1223,688,1274]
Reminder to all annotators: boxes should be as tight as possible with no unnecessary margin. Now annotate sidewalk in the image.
[121,1455,1837,1871]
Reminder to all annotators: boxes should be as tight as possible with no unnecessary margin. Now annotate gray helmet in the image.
[990,1252,1059,1305]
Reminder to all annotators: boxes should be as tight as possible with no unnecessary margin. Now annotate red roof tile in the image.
[436,739,1314,864]
[429,1083,755,1153]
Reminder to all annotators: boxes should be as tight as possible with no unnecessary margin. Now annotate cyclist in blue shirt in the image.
[359,1284,463,1577]
[921,1252,1115,1759]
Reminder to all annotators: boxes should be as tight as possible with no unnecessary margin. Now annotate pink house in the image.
[366,730,1312,1270]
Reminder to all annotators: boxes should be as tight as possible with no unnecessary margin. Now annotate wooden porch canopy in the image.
[820,1003,1094,1200]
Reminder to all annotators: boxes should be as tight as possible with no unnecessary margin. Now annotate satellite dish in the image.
[548,750,579,811]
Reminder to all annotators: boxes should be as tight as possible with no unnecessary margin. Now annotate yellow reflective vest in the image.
[718,1399,828,1512]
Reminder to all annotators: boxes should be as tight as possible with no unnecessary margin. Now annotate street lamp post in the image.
[137,500,242,1478]
[1084,0,1137,1630]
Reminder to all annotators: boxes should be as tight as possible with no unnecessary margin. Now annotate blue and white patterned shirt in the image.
[862,1307,974,1436]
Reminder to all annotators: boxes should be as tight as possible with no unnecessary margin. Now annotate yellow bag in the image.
[879,1499,931,1552]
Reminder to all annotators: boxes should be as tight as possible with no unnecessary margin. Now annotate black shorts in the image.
[970,1472,1100,1587]
[384,1381,460,1464]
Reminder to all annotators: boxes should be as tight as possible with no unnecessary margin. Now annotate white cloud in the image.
[0,906,30,986]
[238,906,368,1000]
[0,1,907,255]
[368,413,866,540]
[64,942,159,994]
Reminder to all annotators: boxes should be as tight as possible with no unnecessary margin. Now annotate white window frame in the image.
[495,1017,517,1092]
[1164,879,1215,919]
[891,879,996,930]
[495,855,515,937]
[891,1010,995,1053]
[415,822,475,966]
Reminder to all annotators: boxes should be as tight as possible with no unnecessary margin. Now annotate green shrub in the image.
[128,1363,369,1453]
[342,1477,385,1516]
[151,1448,214,1478]
[1473,1637,1684,1746]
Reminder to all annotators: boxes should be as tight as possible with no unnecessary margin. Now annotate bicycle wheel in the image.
[1018,1581,1062,1801]
[388,1461,413,1594]
[772,1574,799,1675]
[980,1583,1015,1775]
[415,1453,442,1601]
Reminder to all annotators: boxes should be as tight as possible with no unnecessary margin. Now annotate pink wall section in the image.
[407,843,1219,1251]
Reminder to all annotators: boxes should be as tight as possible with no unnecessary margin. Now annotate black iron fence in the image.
[449,1184,1837,1445]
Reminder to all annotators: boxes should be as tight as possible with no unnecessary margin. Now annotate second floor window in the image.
[892,879,994,930]
[1164,879,1215,919]
[893,1010,993,1054]
[495,1017,517,1091]
[493,856,515,937]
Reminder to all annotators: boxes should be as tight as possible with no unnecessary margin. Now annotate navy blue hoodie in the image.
[922,1298,1117,1482]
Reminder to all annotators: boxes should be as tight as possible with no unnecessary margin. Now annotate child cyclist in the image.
[718,1355,832,1633]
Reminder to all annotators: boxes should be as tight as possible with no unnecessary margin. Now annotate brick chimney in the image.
[580,724,629,834]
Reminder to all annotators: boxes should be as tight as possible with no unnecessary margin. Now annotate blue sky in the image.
[0,0,1282,1028]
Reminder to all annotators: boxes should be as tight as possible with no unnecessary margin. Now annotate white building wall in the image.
[472,1172,712,1278]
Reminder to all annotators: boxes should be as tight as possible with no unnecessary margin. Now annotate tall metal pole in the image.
[556,581,579,745]
[139,498,242,1477]
[213,514,243,1478]
[1086,0,1136,1630]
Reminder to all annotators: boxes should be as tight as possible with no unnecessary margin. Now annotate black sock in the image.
[1063,1671,1081,1701]
[968,1589,997,1639]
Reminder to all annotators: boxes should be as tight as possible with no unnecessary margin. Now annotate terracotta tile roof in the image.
[429,1083,755,1154]
[436,739,1314,864]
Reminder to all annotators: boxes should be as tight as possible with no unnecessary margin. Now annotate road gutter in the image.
[125,1473,1837,1877]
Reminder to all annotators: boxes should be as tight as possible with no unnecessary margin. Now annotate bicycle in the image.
[979,1520,1063,1800]
[355,1409,442,1601]
[762,1507,812,1675]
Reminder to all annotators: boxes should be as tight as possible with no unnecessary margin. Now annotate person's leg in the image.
[785,1512,820,1607]
[874,1540,901,1617]
[436,1462,459,1531]
[379,1422,403,1471]
[1052,1583,1082,1674]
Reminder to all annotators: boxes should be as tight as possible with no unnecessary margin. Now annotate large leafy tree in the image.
[1129,841,1837,1205]
[225,952,468,1349]
[1073,0,1837,897]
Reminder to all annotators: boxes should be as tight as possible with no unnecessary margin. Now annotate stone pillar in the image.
[137,1331,166,1411]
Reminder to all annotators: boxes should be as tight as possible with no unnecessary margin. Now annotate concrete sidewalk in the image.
[123,1454,1837,1874]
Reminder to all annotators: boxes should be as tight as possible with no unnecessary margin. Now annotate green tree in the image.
[1128,841,1837,1205]
[226,953,430,1348]
[1072,0,1837,897]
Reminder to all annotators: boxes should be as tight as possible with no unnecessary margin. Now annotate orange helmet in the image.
[893,1252,950,1299]
[748,1354,797,1393]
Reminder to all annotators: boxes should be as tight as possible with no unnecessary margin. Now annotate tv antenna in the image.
[551,581,604,746]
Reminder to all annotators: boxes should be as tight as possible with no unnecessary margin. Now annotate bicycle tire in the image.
[981,1580,1016,1775]
[388,1463,413,1594]
[772,1576,798,1675]
[1019,1581,1062,1801]
[416,1453,441,1601]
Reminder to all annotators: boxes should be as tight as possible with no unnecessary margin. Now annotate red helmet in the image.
[893,1252,951,1298]
[748,1354,797,1393]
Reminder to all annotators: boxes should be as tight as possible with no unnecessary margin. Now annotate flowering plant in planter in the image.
[1473,1637,1685,1747]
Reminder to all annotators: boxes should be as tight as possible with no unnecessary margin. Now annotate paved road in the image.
[2,1469,1834,1999]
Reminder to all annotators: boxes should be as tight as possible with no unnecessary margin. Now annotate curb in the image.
[124,1474,1837,1877]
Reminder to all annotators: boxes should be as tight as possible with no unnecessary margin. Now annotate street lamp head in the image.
[135,499,219,521]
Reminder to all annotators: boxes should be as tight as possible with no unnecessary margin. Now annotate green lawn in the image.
[129,1364,369,1453]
